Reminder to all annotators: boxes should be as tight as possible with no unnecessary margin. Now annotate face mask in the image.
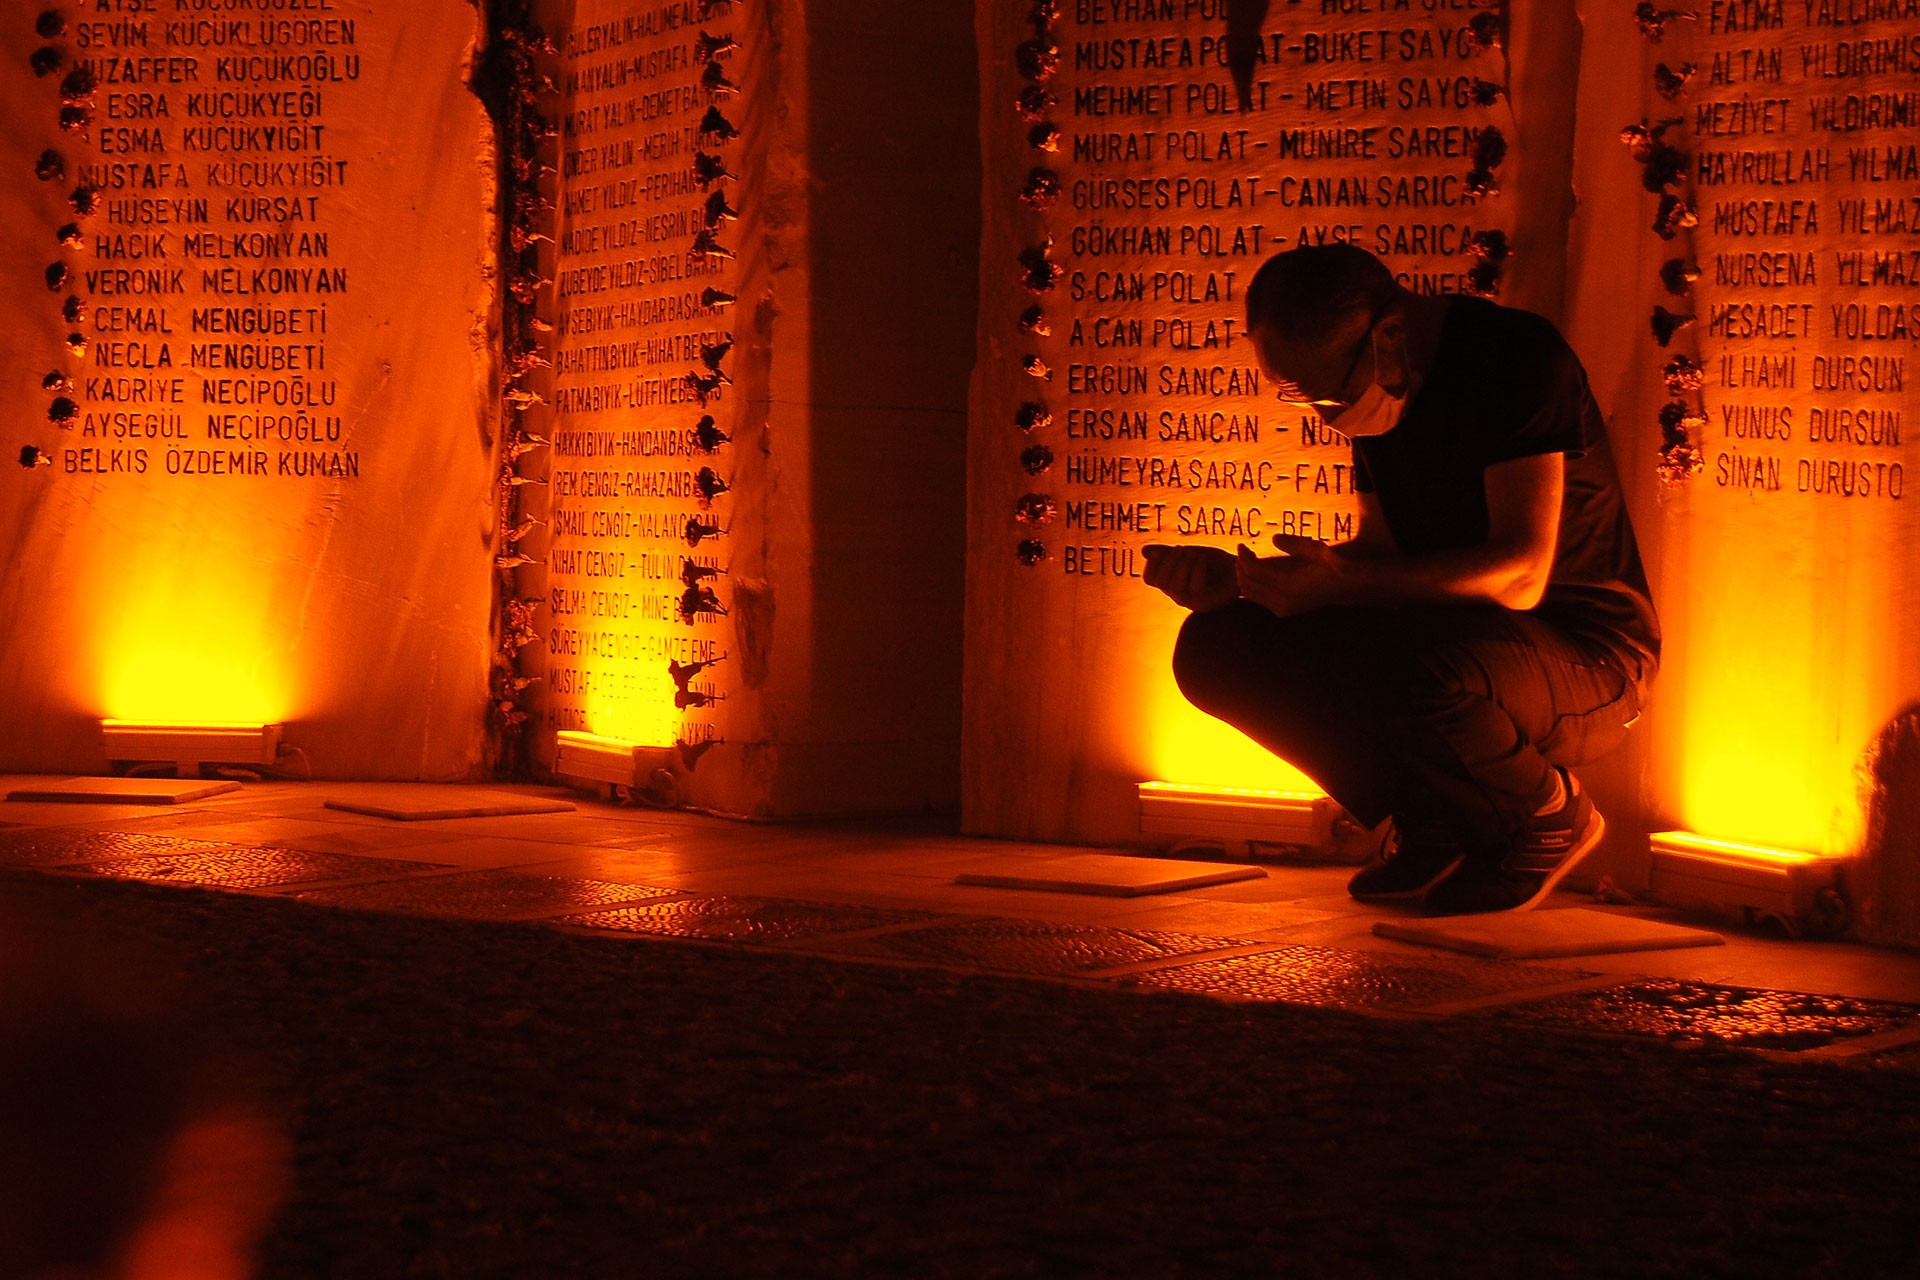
[1327,375,1405,438]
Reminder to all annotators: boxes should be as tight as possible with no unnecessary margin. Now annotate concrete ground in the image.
[6,777,1920,1277]
[4,774,1920,1017]
[3,782,1920,1051]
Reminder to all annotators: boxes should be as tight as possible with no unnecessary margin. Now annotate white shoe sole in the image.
[1511,810,1606,912]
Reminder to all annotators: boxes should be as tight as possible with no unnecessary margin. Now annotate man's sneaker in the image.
[1423,769,1606,917]
[1347,817,1465,902]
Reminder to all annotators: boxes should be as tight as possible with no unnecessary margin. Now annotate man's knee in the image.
[1171,606,1245,712]
[1171,602,1332,712]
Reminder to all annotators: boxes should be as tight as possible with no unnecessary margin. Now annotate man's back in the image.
[1350,295,1658,674]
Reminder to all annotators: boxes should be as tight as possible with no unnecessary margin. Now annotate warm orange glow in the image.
[1648,23,1918,861]
[1147,678,1324,795]
[1659,485,1898,858]
[98,575,290,725]
[580,646,681,748]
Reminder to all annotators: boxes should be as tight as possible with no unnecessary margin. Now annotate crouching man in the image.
[1145,245,1659,915]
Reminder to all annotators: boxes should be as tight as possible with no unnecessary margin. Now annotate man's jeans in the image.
[1172,601,1649,850]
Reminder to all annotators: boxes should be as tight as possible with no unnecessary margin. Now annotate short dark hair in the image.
[1245,244,1398,344]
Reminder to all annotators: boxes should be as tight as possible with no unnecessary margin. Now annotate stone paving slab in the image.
[59,845,444,891]
[292,869,683,920]
[827,918,1260,978]
[1374,907,1725,960]
[0,827,266,868]
[399,814,684,847]
[953,853,1266,897]
[1090,897,1347,939]
[6,776,242,804]
[322,790,572,821]
[322,787,577,821]
[560,896,944,945]
[1488,978,1920,1052]
[1124,944,1591,1014]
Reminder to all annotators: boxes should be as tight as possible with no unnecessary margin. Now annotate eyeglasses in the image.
[1273,303,1388,410]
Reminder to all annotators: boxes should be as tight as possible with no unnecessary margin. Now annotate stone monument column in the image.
[513,0,977,817]
[1567,0,1920,930]
[0,0,499,778]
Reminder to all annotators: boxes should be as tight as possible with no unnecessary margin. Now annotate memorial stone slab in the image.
[966,0,1560,842]
[0,0,498,778]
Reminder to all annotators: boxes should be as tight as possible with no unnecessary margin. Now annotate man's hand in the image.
[1233,535,1345,618]
[1142,543,1238,612]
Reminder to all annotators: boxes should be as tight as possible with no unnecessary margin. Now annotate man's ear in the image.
[1372,311,1412,395]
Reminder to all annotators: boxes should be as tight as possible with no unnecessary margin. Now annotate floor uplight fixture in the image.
[1137,781,1340,855]
[1647,830,1851,937]
[555,731,682,804]
[554,730,643,786]
[101,720,283,776]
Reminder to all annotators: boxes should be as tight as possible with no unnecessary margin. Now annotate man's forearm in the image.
[1306,453,1564,613]
[1325,540,1547,611]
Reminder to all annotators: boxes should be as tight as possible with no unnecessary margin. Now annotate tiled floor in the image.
[8,775,1920,1054]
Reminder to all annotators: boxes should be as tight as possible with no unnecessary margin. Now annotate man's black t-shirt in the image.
[1350,296,1660,675]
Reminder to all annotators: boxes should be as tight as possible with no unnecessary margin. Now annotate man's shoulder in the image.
[1451,295,1573,358]
[1421,297,1595,444]
[1446,297,1590,409]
